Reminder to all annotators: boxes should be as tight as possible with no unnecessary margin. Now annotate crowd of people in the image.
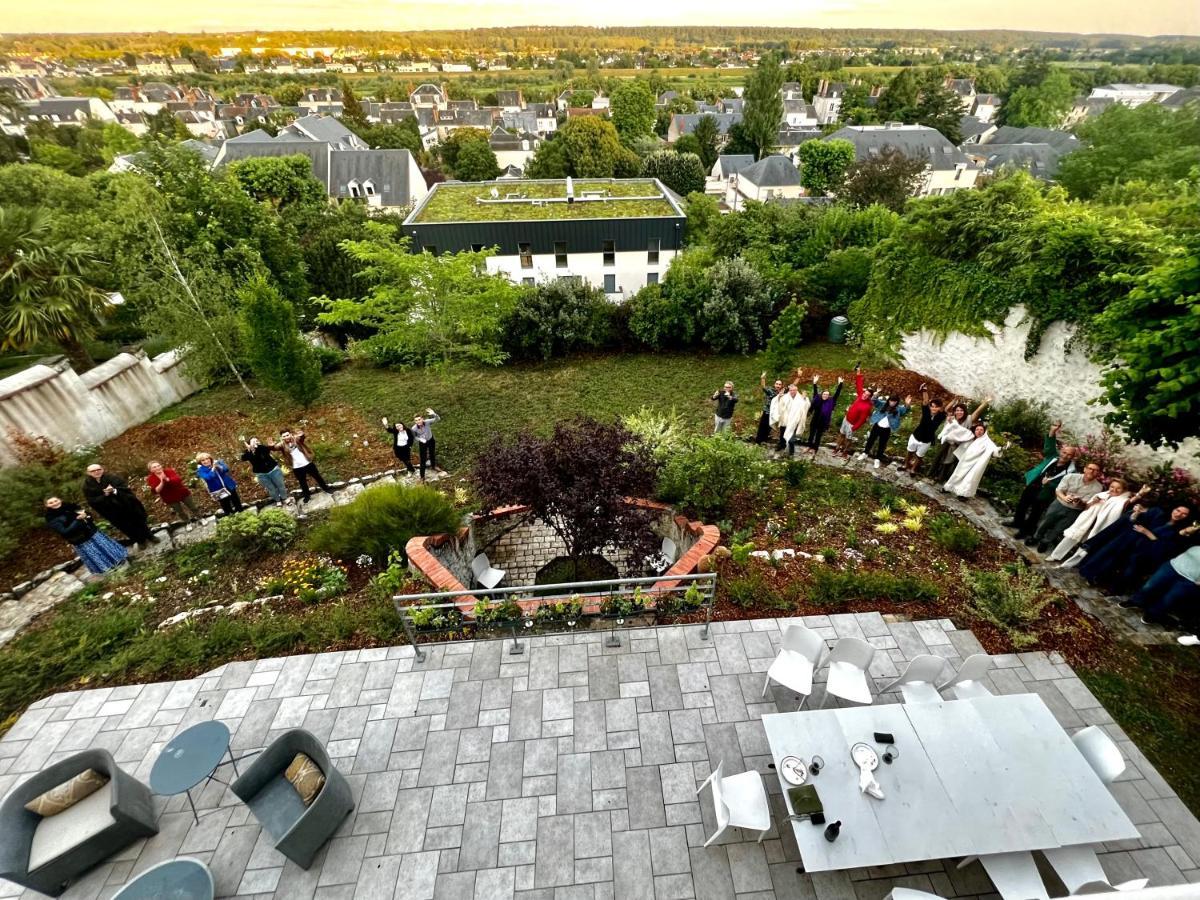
[41,411,445,578]
[719,365,1200,633]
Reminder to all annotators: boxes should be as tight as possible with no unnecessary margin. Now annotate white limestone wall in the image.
[0,351,200,467]
[898,307,1200,474]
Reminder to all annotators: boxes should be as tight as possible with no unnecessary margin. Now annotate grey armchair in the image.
[230,729,354,869]
[0,749,158,897]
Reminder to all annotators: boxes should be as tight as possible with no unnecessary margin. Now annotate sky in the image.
[6,0,1199,37]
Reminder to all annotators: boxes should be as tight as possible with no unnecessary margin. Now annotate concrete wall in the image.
[485,248,674,299]
[0,351,200,466]
[898,307,1200,473]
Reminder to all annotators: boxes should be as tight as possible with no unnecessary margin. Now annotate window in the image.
[422,245,437,255]
[347,179,361,199]
[363,180,375,196]
[602,239,615,266]
[518,242,533,268]
[603,274,616,293]
[647,272,659,285]
[554,241,568,269]
[471,244,484,252]
[522,277,535,286]
[647,239,660,265]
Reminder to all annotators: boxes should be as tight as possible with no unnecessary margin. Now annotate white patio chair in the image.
[938,653,994,700]
[1043,845,1149,894]
[821,637,877,707]
[879,654,949,704]
[977,851,1050,900]
[1072,726,1126,784]
[885,890,947,900]
[661,536,678,565]
[470,553,506,590]
[695,760,770,848]
[761,624,828,708]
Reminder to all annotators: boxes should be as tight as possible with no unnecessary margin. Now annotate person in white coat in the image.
[768,368,802,452]
[1053,481,1143,566]
[943,423,1008,499]
[780,383,811,458]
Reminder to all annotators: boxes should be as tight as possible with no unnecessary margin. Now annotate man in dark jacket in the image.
[1004,422,1076,538]
[82,464,157,548]
[711,381,738,434]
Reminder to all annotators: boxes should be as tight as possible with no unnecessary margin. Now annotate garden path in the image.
[1,615,1197,900]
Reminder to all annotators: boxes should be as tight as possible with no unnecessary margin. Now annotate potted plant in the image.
[656,582,706,619]
[406,605,466,635]
[472,598,526,630]
[534,596,584,630]
[599,587,648,622]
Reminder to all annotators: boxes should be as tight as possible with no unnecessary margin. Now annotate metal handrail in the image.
[394,571,717,661]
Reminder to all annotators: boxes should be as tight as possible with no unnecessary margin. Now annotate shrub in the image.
[928,513,983,556]
[725,570,786,609]
[658,434,767,516]
[213,507,298,559]
[809,569,940,605]
[730,541,756,565]
[626,282,696,350]
[782,459,810,487]
[965,564,1057,647]
[473,599,525,625]
[641,150,706,196]
[599,589,648,617]
[368,549,412,601]
[534,598,584,625]
[0,434,93,558]
[699,257,774,354]
[764,299,808,374]
[311,344,346,373]
[622,406,689,460]
[987,397,1052,448]
[500,280,613,360]
[239,276,323,406]
[259,555,349,604]
[309,483,460,563]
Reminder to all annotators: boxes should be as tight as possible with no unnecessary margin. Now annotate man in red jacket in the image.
[834,364,874,458]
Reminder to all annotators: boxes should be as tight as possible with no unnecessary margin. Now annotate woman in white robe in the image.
[1048,480,1131,562]
[769,387,792,451]
[780,386,811,457]
[943,424,1007,499]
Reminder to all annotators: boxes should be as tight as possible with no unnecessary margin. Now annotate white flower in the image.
[200,569,210,576]
[155,576,168,583]
[101,591,114,600]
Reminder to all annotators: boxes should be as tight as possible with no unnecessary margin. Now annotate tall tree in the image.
[838,147,926,211]
[691,114,721,170]
[239,275,322,406]
[741,54,784,160]
[339,79,369,132]
[610,80,656,142]
[999,69,1075,127]
[454,138,501,181]
[799,139,855,194]
[557,116,640,177]
[0,206,110,369]
[641,150,706,196]
[228,155,328,211]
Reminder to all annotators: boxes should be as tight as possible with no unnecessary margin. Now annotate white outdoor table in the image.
[762,694,1140,873]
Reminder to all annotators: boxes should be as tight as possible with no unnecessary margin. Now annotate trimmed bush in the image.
[658,434,767,516]
[213,507,297,559]
[309,483,460,564]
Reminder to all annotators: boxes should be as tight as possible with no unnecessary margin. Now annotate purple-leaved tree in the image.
[472,419,662,580]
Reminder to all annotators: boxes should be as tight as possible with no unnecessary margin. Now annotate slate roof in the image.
[984,125,1079,154]
[958,116,994,143]
[740,154,801,187]
[1161,87,1200,109]
[495,90,523,107]
[329,150,416,208]
[775,127,823,147]
[290,114,365,149]
[714,154,756,177]
[979,143,1065,179]
[672,112,740,136]
[824,124,972,170]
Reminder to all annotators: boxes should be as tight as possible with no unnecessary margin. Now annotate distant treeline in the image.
[4,26,1199,59]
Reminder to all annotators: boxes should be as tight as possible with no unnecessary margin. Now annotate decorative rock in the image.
[333,482,365,506]
[32,569,53,585]
[301,492,336,514]
[12,581,32,596]
[713,546,732,559]
[0,571,87,648]
[697,555,715,573]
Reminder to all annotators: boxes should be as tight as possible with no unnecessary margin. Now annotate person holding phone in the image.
[269,429,332,503]
[146,460,199,526]
[756,372,784,444]
[711,381,738,434]
[835,364,873,458]
[240,436,289,505]
[382,416,416,475]
[82,463,158,549]
[413,409,441,480]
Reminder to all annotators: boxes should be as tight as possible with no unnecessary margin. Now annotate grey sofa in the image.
[0,749,159,897]
[230,729,354,869]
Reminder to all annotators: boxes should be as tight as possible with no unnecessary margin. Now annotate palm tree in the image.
[0,206,110,370]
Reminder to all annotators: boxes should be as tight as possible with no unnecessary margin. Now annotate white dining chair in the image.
[470,553,506,590]
[885,890,947,900]
[1043,845,1149,894]
[977,851,1051,900]
[762,624,828,707]
[1072,726,1126,784]
[880,654,949,704]
[937,653,993,699]
[695,760,771,848]
[821,637,877,707]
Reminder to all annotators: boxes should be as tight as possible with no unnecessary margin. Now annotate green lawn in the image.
[412,179,680,223]
[157,344,859,469]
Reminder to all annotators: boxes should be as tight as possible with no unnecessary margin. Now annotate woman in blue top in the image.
[858,394,911,469]
[195,452,244,516]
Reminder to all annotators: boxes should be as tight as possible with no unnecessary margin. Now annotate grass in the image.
[410,178,681,223]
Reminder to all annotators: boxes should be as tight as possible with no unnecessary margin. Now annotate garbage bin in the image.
[828,316,849,344]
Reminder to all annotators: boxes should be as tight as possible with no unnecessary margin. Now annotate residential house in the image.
[109,138,218,173]
[1088,83,1182,107]
[566,107,606,121]
[0,75,55,102]
[965,124,1080,181]
[980,125,1079,155]
[774,127,824,163]
[497,164,524,179]
[402,178,686,298]
[666,112,740,143]
[410,84,449,110]
[495,91,524,113]
[958,116,997,145]
[21,96,118,126]
[707,153,756,198]
[169,58,197,74]
[1160,87,1200,110]
[441,63,472,73]
[780,82,805,101]
[299,88,343,114]
[489,126,539,171]
[733,155,803,204]
[214,115,427,212]
[782,97,818,127]
[944,77,976,113]
[655,90,680,109]
[556,89,607,112]
[824,123,979,196]
[812,80,846,125]
[113,110,148,136]
[135,56,172,77]
[501,105,558,138]
[971,94,1001,123]
[1064,95,1115,127]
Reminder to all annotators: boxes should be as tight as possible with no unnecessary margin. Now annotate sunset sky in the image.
[7,0,1199,37]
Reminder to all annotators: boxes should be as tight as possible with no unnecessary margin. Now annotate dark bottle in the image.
[824,820,842,842]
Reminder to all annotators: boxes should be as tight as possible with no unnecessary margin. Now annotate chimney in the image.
[566,176,574,203]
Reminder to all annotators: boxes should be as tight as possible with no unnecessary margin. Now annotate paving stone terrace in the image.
[3,615,1198,900]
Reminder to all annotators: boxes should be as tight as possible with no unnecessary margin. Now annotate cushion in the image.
[284,753,325,806]
[24,768,109,817]
[27,780,115,872]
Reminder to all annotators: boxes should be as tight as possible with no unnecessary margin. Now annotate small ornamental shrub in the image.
[622,406,689,460]
[534,598,584,625]
[782,459,810,487]
[310,483,460,564]
[928,513,983,557]
[809,570,939,605]
[259,555,349,604]
[987,397,1053,448]
[368,549,411,601]
[965,563,1057,647]
[500,279,613,361]
[764,299,808,374]
[599,589,648,617]
[0,434,93,558]
[725,570,786,609]
[658,434,766,516]
[214,507,298,559]
[404,605,465,633]
[472,599,525,626]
